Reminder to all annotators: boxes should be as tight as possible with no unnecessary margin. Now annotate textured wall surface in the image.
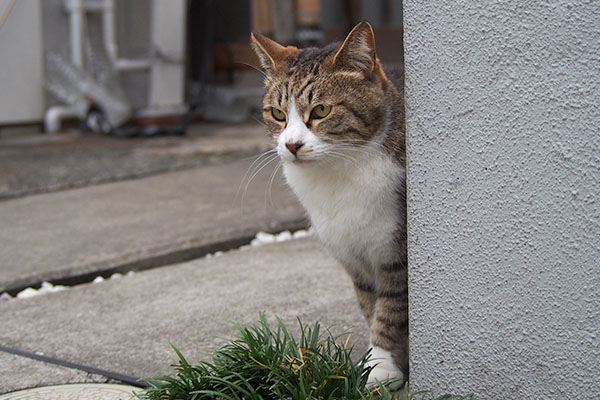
[0,0,44,123]
[403,1,599,398]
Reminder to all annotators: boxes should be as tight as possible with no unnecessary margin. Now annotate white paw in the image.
[366,347,404,389]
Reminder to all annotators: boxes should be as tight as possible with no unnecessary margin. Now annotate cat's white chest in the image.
[283,153,404,274]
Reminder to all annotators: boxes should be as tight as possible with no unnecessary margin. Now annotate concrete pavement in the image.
[0,123,369,395]
[0,158,306,295]
[0,352,121,394]
[0,122,272,200]
[0,238,368,394]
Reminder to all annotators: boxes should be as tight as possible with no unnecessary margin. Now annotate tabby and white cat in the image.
[251,21,408,386]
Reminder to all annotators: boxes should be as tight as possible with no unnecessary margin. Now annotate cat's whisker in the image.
[233,61,280,97]
[265,161,282,209]
[331,139,388,151]
[232,62,286,101]
[325,143,389,160]
[343,146,387,158]
[334,147,388,161]
[260,74,286,101]
[250,114,268,129]
[243,153,279,192]
[240,153,280,211]
[237,149,277,189]
[307,147,363,167]
[235,150,278,207]
[237,148,277,164]
[332,143,389,159]
[231,61,284,101]
[333,143,384,153]
[326,151,363,170]
[337,152,367,168]
[233,61,268,79]
[330,139,385,148]
[327,137,387,148]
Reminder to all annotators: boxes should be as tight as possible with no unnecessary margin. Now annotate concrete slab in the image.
[0,122,272,200]
[0,238,368,394]
[0,158,306,294]
[0,352,120,395]
[0,384,141,400]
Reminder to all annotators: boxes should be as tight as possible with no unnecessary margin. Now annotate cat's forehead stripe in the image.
[265,45,339,109]
[296,77,315,100]
[269,80,290,106]
[283,44,336,82]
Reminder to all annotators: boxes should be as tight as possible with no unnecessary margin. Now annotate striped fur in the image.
[252,22,407,386]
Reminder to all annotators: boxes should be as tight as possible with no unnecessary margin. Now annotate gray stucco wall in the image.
[403,1,599,399]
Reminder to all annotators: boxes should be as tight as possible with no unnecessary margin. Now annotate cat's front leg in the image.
[366,261,409,388]
[352,279,376,324]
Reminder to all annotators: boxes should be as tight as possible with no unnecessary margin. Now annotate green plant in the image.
[136,314,471,400]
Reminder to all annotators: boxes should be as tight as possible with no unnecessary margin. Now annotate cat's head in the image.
[251,22,389,166]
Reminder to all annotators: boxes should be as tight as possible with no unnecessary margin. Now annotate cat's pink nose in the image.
[285,142,304,155]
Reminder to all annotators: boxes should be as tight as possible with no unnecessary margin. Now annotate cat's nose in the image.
[285,142,304,155]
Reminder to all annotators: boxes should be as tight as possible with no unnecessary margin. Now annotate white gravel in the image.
[0,229,313,302]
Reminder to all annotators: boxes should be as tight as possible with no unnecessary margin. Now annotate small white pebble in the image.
[92,276,105,283]
[40,282,60,292]
[16,287,38,299]
[126,271,135,277]
[239,245,251,251]
[0,292,12,302]
[205,253,213,259]
[292,229,311,239]
[39,282,66,293]
[110,273,122,280]
[275,231,292,242]
[255,231,275,243]
[214,251,224,257]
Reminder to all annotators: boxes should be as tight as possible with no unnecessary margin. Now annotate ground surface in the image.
[0,122,368,395]
[0,122,272,200]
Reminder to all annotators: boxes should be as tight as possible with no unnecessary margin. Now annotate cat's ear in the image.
[251,33,297,74]
[331,21,379,74]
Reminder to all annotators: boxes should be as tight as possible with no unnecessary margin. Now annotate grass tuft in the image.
[136,313,471,400]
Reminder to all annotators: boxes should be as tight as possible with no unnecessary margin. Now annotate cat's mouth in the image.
[279,149,318,165]
[283,154,316,165]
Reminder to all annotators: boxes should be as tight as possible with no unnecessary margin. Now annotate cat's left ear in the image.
[331,21,380,75]
[251,33,297,74]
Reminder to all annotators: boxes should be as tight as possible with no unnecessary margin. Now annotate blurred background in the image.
[0,0,404,201]
[0,0,404,133]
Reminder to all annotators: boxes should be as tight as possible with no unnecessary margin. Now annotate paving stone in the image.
[0,352,119,395]
[0,383,140,400]
[0,122,272,200]
[0,238,369,394]
[0,158,305,294]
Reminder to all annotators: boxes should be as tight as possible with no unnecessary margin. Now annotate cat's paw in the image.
[366,347,404,389]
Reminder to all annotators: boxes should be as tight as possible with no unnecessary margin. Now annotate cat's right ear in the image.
[331,21,380,75]
[251,33,296,74]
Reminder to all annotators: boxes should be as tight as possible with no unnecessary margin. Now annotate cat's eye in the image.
[271,108,286,122]
[311,104,332,119]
